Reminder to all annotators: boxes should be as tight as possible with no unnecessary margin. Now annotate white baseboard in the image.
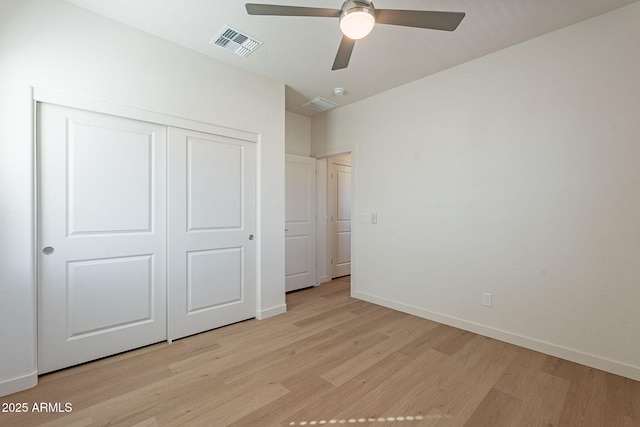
[353,290,640,382]
[256,304,287,320]
[0,370,38,397]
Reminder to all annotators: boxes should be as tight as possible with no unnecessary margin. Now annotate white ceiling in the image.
[65,0,637,116]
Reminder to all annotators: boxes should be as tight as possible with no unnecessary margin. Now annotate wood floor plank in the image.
[394,335,518,425]
[321,315,438,387]
[492,348,548,398]
[39,415,95,427]
[2,276,639,427]
[227,376,334,426]
[462,388,523,427]
[397,323,467,359]
[512,370,570,426]
[286,352,414,424]
[380,374,455,427]
[334,348,450,422]
[605,373,640,419]
[223,332,389,386]
[291,300,361,328]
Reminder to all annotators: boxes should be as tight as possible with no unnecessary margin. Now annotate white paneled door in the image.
[38,104,258,372]
[285,154,317,292]
[38,104,167,374]
[330,158,351,278]
[168,128,256,340]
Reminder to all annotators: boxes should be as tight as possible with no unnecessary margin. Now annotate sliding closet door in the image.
[168,128,256,340]
[38,104,167,374]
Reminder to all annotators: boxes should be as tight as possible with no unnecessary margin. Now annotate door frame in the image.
[312,145,357,295]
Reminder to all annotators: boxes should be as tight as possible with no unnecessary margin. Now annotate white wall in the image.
[312,2,640,380]
[0,0,285,396]
[285,111,311,156]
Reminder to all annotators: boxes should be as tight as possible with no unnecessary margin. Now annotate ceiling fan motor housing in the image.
[341,0,376,17]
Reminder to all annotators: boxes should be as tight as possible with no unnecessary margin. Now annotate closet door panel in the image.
[38,103,167,374]
[168,127,256,340]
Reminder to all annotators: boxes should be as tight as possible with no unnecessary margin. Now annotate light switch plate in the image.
[482,292,492,307]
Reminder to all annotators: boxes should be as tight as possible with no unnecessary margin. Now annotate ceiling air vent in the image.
[211,25,262,57]
[302,97,338,113]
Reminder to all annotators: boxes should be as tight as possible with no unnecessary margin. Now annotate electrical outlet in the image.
[482,292,492,307]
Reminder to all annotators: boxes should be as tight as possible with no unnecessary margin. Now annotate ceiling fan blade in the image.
[332,35,356,71]
[246,4,341,18]
[375,10,465,31]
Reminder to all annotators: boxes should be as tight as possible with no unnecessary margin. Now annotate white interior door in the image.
[330,156,351,278]
[38,103,167,374]
[168,128,256,340]
[285,154,317,292]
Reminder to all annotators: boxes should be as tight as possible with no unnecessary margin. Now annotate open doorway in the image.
[315,150,354,286]
[328,154,351,278]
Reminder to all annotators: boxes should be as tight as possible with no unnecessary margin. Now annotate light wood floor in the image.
[2,276,639,426]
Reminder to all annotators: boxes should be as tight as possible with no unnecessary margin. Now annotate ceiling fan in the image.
[245,1,465,70]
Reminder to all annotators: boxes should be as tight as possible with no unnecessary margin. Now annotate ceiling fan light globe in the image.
[339,9,375,39]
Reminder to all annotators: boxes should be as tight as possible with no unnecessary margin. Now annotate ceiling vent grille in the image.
[211,25,262,57]
[302,97,339,112]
